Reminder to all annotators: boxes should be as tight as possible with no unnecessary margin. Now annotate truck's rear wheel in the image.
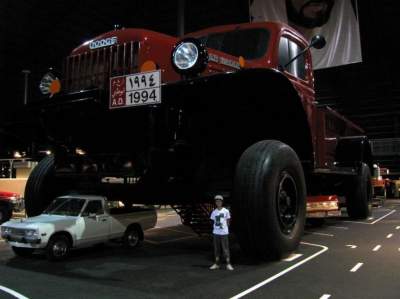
[123,225,143,248]
[233,140,306,259]
[25,155,56,216]
[345,163,372,219]
[12,246,35,257]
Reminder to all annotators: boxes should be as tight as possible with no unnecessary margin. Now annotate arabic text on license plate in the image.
[110,70,161,109]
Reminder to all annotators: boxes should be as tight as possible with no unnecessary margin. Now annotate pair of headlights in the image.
[0,227,38,238]
[40,38,208,96]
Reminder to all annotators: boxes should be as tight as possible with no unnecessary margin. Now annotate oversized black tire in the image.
[0,206,12,224]
[233,140,307,259]
[46,234,71,261]
[345,163,372,219]
[123,225,143,249]
[12,246,35,257]
[25,155,55,217]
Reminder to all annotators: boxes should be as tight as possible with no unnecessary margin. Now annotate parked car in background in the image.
[0,190,24,224]
[0,195,157,260]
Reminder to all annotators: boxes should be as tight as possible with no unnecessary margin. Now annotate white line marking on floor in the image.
[343,209,396,225]
[0,285,30,299]
[305,232,334,237]
[330,226,349,230]
[396,226,400,230]
[346,245,357,249]
[320,295,331,299]
[282,253,303,262]
[387,234,393,239]
[373,245,381,252]
[350,263,363,272]
[229,242,328,299]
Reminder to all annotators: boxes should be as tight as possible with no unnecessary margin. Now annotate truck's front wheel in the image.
[46,234,71,261]
[25,155,55,216]
[233,140,306,259]
[0,206,12,224]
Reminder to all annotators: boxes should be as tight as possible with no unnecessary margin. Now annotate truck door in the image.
[80,200,110,244]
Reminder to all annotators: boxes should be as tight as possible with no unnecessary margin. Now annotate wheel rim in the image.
[127,230,139,247]
[276,172,299,235]
[52,240,68,257]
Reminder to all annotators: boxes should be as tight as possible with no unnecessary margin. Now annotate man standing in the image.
[209,195,234,271]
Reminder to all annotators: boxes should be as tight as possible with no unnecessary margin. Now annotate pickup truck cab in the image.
[0,195,157,260]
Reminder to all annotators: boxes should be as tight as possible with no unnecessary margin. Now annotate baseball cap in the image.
[214,195,224,201]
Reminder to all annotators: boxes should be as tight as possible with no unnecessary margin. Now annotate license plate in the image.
[109,70,161,109]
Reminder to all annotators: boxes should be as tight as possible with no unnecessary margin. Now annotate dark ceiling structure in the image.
[0,0,399,171]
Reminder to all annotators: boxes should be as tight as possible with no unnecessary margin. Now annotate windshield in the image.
[198,28,270,60]
[43,197,86,216]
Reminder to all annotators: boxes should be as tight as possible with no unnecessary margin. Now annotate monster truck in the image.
[25,21,373,259]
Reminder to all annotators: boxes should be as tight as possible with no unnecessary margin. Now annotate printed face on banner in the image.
[250,0,362,69]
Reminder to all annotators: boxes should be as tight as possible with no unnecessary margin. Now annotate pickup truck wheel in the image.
[0,206,12,224]
[124,226,142,248]
[46,235,70,261]
[345,163,372,219]
[25,155,55,216]
[12,247,35,257]
[233,140,306,260]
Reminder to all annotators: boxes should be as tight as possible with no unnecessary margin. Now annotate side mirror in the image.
[88,213,97,219]
[310,35,326,50]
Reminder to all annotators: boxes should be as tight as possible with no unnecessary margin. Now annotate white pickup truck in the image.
[0,195,157,261]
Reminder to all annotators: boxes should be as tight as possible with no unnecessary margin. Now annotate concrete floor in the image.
[1,201,400,299]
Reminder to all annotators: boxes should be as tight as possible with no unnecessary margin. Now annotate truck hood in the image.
[2,215,77,229]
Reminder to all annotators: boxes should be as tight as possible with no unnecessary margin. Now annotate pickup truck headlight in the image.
[24,229,39,238]
[172,38,208,75]
[0,226,12,237]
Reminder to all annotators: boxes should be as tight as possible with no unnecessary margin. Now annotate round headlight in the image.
[172,38,208,75]
[173,42,199,70]
[39,72,61,97]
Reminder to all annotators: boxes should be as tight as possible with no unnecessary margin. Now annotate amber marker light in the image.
[140,60,157,72]
[239,56,246,68]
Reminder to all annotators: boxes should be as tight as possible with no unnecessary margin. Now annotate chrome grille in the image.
[64,41,140,92]
[10,228,26,236]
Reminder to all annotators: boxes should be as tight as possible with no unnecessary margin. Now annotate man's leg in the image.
[221,235,230,263]
[213,234,222,263]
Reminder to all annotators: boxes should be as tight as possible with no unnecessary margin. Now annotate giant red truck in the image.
[25,21,372,259]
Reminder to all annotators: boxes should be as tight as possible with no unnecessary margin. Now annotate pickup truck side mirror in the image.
[283,35,326,69]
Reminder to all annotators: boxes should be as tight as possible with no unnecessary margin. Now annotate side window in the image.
[288,40,306,80]
[278,37,307,81]
[82,200,104,216]
[278,37,290,70]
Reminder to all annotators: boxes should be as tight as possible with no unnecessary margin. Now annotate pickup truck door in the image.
[80,200,110,244]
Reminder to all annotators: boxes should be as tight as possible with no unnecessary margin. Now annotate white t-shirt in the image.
[210,207,231,235]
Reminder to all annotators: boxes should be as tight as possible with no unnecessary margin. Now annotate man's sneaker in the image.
[209,264,220,270]
[226,264,234,271]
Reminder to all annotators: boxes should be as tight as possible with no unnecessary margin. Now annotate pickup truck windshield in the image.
[44,198,86,216]
[198,28,270,60]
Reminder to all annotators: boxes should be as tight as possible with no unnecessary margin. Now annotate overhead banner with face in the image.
[249,0,362,69]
